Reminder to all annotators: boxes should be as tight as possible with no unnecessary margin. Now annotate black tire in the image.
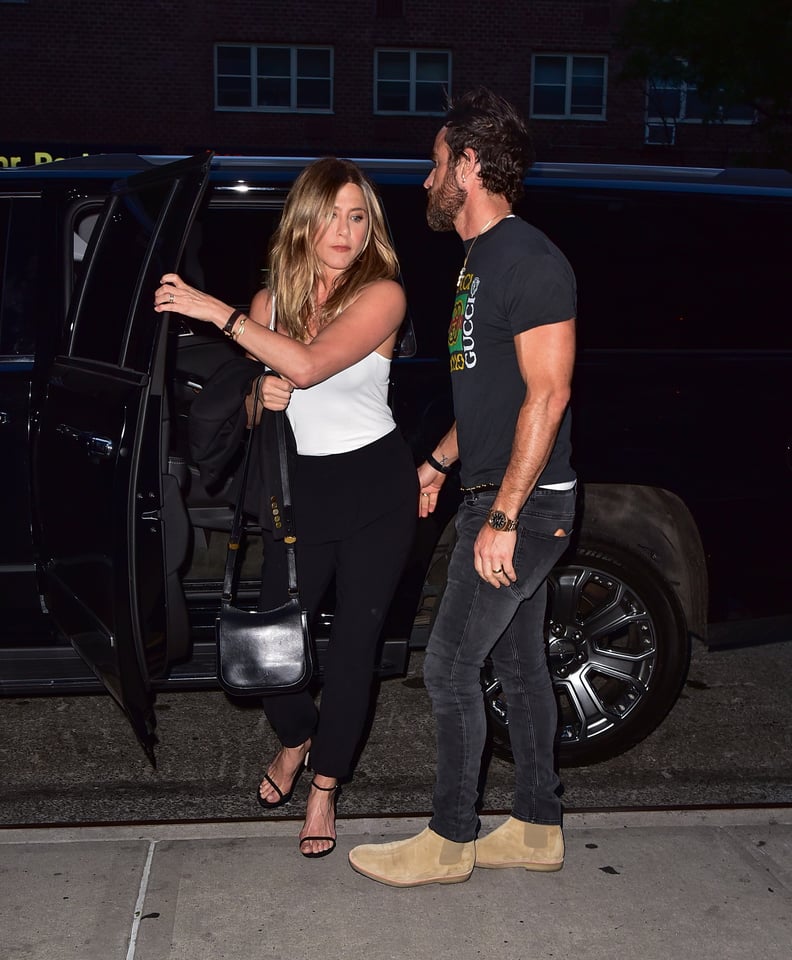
[481,539,691,766]
[422,524,691,766]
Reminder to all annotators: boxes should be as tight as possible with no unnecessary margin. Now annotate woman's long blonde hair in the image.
[269,158,400,341]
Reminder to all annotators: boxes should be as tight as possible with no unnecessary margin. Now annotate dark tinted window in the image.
[70,178,173,365]
[188,201,284,308]
[183,192,421,357]
[0,196,41,355]
[519,187,791,350]
[378,181,461,360]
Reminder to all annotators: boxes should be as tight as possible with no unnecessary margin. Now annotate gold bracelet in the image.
[222,308,244,337]
[231,315,247,341]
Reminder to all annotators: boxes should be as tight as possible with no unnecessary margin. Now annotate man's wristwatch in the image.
[487,509,519,532]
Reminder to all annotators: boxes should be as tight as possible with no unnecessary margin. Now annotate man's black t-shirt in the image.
[448,215,577,488]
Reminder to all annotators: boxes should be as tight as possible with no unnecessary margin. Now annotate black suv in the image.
[1,153,790,765]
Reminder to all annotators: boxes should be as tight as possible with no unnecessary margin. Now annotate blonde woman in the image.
[155,158,417,857]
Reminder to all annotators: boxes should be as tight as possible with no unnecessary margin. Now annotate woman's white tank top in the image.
[271,296,396,455]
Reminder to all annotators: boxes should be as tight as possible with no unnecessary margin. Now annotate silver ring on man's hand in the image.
[168,293,175,303]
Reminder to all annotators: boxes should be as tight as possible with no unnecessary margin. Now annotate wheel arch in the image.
[577,483,708,639]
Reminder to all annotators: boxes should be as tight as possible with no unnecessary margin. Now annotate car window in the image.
[521,188,791,351]
[190,192,419,358]
[72,209,100,265]
[69,177,176,365]
[188,201,282,308]
[0,196,42,356]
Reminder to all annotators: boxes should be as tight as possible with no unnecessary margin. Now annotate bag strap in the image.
[221,376,297,605]
[268,299,298,597]
[275,408,299,599]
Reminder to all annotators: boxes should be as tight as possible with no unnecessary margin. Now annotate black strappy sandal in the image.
[299,780,340,858]
[256,747,310,810]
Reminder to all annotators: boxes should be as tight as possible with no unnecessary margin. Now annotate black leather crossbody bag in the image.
[216,378,313,696]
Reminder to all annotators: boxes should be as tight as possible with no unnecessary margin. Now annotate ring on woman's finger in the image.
[168,292,175,304]
[421,492,430,498]
[492,567,503,574]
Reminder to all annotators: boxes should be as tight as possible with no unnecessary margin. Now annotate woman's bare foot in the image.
[299,774,339,857]
[258,740,311,807]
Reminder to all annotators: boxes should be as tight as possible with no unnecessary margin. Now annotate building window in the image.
[645,74,755,144]
[531,55,607,120]
[215,45,333,113]
[374,49,450,114]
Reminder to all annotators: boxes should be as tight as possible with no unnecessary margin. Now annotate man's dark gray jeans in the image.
[424,485,576,842]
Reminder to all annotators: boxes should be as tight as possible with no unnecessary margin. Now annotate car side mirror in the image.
[395,312,417,358]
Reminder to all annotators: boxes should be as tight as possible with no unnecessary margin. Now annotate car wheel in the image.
[482,540,691,766]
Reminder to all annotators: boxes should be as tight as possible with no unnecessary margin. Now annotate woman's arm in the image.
[154,274,405,388]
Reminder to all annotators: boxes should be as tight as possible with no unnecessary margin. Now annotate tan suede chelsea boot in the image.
[475,816,564,871]
[348,826,475,887]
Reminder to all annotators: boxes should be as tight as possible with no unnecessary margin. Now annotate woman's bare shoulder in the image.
[250,287,272,310]
[359,277,405,305]
[249,287,273,325]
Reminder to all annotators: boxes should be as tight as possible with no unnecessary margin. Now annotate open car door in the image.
[32,154,213,762]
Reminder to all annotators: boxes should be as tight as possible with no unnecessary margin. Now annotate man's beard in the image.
[426,168,466,232]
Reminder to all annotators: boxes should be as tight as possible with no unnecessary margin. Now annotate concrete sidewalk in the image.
[2,808,790,960]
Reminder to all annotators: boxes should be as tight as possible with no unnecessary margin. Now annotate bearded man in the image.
[349,87,578,887]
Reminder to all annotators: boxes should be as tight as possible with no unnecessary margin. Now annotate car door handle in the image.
[56,423,115,459]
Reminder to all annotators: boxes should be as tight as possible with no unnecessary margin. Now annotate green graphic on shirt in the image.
[448,273,478,372]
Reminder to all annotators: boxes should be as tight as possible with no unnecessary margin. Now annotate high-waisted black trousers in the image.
[258,429,417,779]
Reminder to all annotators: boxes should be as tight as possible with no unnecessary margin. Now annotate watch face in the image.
[488,510,507,531]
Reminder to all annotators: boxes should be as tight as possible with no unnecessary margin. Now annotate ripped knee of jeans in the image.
[554,528,567,537]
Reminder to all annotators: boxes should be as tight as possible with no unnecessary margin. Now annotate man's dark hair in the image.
[444,87,535,203]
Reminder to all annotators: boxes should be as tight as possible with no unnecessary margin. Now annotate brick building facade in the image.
[0,0,766,168]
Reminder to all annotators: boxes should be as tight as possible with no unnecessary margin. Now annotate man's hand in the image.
[474,523,517,587]
[417,461,446,517]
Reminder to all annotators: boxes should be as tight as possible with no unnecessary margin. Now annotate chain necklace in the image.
[456,214,508,288]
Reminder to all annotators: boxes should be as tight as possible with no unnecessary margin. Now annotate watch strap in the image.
[487,509,519,532]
